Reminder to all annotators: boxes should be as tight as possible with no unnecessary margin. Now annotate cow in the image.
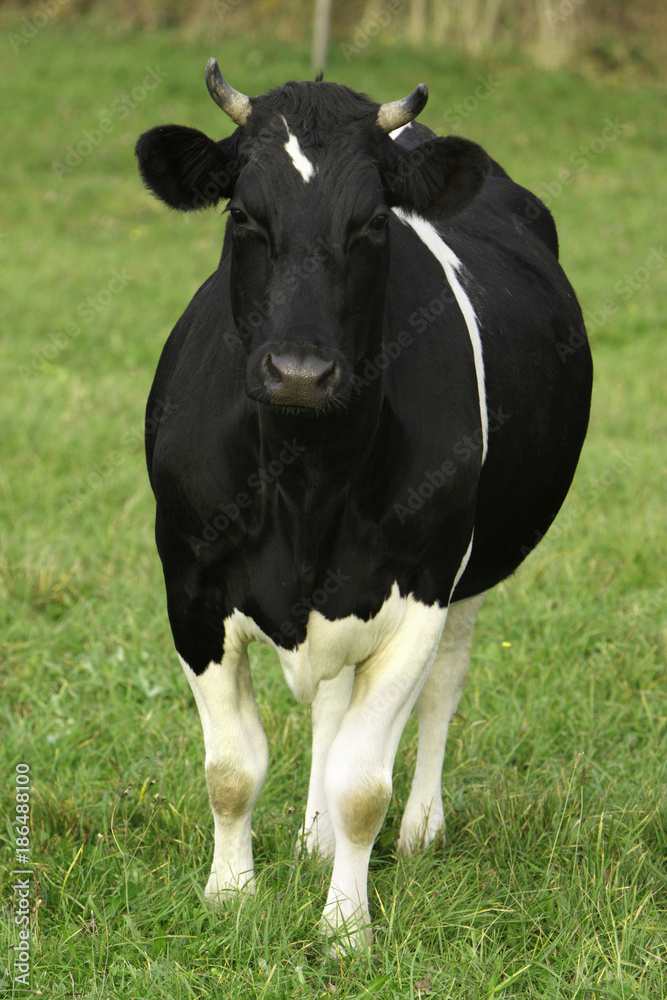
[135,58,592,950]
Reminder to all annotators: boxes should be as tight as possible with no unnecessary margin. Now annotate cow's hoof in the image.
[397,805,445,855]
[204,870,255,904]
[322,924,373,957]
[320,903,373,954]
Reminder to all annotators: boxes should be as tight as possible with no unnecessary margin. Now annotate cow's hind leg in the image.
[179,649,269,900]
[398,592,486,853]
[303,664,355,859]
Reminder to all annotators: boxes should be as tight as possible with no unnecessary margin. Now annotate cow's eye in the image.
[368,213,389,232]
[230,207,249,225]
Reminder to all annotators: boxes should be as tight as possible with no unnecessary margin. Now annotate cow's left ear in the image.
[381,135,491,219]
[135,125,241,211]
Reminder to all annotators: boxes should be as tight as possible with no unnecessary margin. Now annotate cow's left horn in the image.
[206,57,252,125]
[377,84,428,133]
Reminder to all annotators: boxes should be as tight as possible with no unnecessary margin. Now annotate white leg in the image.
[302,664,355,859]
[398,592,486,854]
[179,650,269,900]
[321,597,449,950]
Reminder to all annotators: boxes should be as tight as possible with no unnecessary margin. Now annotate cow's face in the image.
[224,99,397,415]
[136,65,489,415]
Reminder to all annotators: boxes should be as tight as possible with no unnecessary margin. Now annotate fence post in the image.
[312,0,333,72]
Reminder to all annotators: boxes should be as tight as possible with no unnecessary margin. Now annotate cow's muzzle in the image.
[249,344,343,411]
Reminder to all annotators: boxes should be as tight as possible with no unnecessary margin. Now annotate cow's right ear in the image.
[381,135,490,220]
[135,125,241,211]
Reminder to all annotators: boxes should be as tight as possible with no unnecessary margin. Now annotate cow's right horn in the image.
[206,58,252,125]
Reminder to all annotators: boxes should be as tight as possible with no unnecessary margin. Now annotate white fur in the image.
[389,122,413,140]
[318,593,448,947]
[225,580,413,703]
[179,650,268,899]
[393,207,489,464]
[397,592,486,851]
[173,106,493,953]
[281,116,316,182]
[302,664,355,859]
[180,546,481,948]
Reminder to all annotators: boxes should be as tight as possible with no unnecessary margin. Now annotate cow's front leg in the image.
[179,649,269,900]
[321,598,448,950]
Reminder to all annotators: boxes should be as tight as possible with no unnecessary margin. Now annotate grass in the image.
[1,17,665,1000]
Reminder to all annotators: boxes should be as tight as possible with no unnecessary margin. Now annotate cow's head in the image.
[136,60,489,417]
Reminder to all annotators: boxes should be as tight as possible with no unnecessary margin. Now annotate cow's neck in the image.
[255,401,380,577]
[255,379,382,468]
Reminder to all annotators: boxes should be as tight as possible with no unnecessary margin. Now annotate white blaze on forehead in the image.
[281,115,316,183]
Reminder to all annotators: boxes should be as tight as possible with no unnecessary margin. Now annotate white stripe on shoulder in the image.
[281,116,316,183]
[392,207,489,464]
[450,531,474,600]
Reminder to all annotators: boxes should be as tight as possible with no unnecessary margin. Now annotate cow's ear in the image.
[382,135,490,219]
[135,125,241,211]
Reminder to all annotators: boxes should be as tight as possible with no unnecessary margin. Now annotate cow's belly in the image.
[223,581,413,703]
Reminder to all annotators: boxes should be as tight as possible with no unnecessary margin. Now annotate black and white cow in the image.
[135,59,592,949]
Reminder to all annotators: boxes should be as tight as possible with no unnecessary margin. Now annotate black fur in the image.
[380,134,491,219]
[135,125,240,211]
[136,79,591,673]
[135,82,489,220]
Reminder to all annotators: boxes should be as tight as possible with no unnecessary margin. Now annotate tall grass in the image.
[1,24,664,1000]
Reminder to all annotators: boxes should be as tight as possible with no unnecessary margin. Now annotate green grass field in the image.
[1,20,665,1000]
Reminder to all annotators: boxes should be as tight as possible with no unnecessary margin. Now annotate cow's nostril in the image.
[261,350,340,408]
[264,353,283,384]
[316,360,337,388]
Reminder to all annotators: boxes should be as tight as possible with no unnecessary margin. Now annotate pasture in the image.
[1,22,665,999]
